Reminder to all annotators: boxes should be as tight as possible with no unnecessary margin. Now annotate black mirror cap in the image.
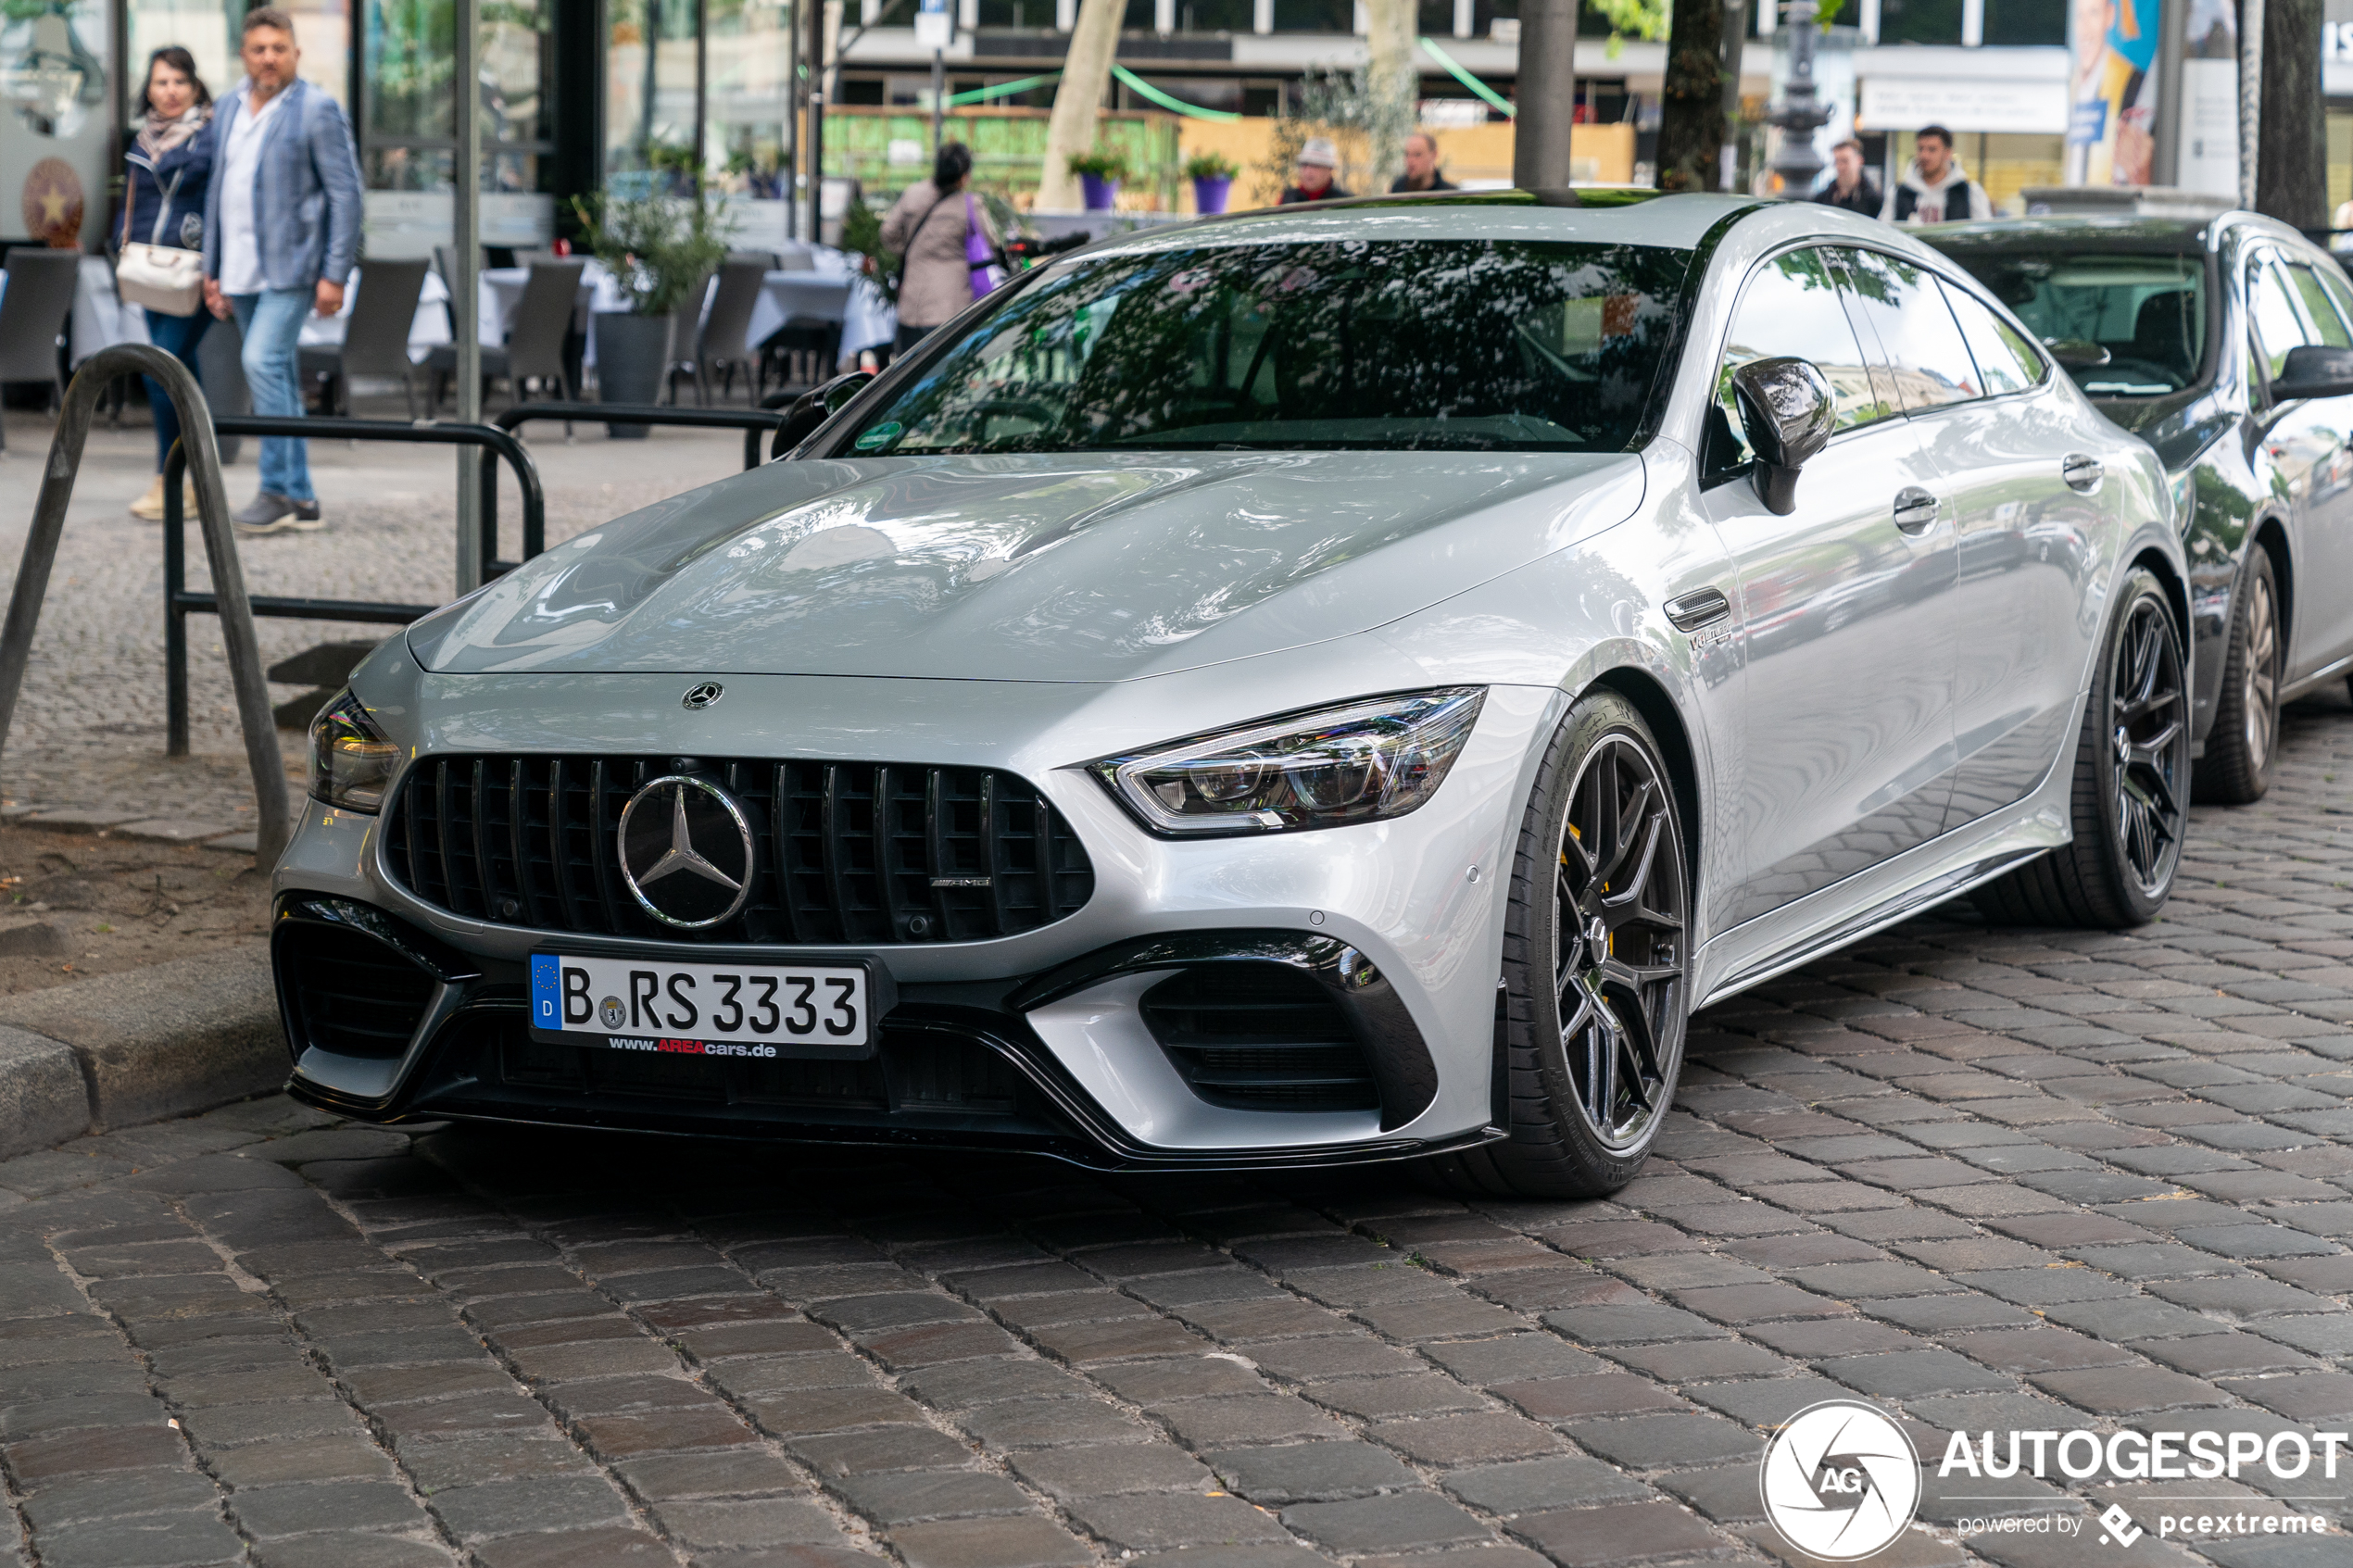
[2049,338,2112,370]
[2270,344,2353,402]
[772,369,876,458]
[1730,358,1834,515]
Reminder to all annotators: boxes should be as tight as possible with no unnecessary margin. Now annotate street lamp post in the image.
[1765,0,1830,197]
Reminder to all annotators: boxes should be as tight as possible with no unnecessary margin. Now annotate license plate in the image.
[529,953,871,1060]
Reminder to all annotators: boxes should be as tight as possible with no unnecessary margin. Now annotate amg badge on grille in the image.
[617,776,756,928]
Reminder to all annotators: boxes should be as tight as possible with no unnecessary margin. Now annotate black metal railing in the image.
[494,402,786,472]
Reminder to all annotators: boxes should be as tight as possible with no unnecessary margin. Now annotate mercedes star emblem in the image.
[617,775,756,928]
[682,682,724,710]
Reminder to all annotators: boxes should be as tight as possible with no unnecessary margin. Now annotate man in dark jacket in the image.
[1390,132,1457,194]
[1279,138,1352,205]
[1814,140,1881,217]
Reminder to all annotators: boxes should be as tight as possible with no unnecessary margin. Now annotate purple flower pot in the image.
[1192,174,1232,214]
[1079,173,1120,211]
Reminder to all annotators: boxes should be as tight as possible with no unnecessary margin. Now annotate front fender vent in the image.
[383,755,1094,945]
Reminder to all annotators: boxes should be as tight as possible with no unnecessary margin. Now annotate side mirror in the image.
[2270,344,2353,402]
[2048,339,2112,370]
[1730,357,1836,516]
[771,370,875,458]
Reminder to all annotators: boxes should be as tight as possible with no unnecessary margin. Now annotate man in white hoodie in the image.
[1882,126,1992,225]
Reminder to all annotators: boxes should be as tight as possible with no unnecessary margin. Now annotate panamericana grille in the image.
[1140,963,1380,1114]
[382,755,1094,944]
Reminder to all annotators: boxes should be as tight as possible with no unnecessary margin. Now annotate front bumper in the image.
[271,671,1558,1169]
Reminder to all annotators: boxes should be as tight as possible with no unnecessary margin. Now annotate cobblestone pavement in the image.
[0,405,753,825]
[10,536,2353,1566]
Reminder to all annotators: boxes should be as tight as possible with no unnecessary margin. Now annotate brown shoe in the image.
[129,475,167,521]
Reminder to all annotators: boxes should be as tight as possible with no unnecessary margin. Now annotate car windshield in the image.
[840,237,1694,455]
[1940,250,2208,396]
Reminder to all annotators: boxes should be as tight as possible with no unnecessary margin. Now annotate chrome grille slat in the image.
[384,754,1095,944]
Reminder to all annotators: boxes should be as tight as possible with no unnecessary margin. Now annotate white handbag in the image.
[116,169,205,317]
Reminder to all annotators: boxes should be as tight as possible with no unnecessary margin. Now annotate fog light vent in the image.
[1139,963,1379,1114]
[278,921,438,1061]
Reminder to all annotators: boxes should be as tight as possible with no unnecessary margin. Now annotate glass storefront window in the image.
[706,0,793,195]
[607,0,699,185]
[1877,0,1963,45]
[1272,0,1352,32]
[359,0,548,191]
[1981,0,2065,46]
[127,1,346,107]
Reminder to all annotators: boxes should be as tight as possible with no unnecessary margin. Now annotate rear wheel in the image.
[1421,690,1690,1199]
[2192,548,2280,804]
[1972,568,2187,927]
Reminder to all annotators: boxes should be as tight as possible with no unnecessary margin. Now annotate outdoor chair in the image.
[672,259,768,404]
[756,276,852,401]
[300,257,430,418]
[0,247,79,448]
[661,270,712,405]
[429,258,583,415]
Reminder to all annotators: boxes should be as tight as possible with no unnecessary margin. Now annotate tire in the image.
[1972,567,2188,928]
[2192,548,2280,804]
[1420,689,1691,1199]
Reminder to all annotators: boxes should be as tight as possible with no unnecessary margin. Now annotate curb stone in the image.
[0,944,284,1158]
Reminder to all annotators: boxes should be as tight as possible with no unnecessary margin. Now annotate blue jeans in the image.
[229,287,315,503]
[142,307,209,473]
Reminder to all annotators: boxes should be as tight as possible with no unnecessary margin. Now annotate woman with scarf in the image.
[122,46,214,521]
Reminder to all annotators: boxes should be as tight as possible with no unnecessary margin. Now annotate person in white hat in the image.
[1279,137,1353,205]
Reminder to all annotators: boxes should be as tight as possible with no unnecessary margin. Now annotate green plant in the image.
[1065,147,1130,182]
[1183,151,1238,181]
[838,191,898,306]
[570,188,733,318]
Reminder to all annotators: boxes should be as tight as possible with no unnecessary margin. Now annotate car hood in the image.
[408,449,1645,682]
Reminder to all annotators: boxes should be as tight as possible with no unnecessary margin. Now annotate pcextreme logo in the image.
[1759,1399,1922,1561]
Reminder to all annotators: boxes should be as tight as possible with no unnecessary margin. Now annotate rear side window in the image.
[1936,278,2047,395]
[2286,264,2353,348]
[1834,248,1987,410]
[2250,257,2312,379]
[1716,246,1892,465]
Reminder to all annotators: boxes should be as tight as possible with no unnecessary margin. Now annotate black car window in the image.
[837,238,1694,455]
[1936,277,2046,396]
[1713,245,1890,468]
[1831,248,1985,411]
[1934,249,2207,396]
[2250,257,2313,381]
[2286,263,2353,349]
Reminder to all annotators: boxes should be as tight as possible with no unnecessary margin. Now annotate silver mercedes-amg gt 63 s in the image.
[276,190,2188,1197]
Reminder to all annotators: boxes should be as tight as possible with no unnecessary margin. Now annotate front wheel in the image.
[1973,567,2188,927]
[1421,690,1691,1199]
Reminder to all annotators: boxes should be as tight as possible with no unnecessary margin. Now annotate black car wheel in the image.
[1422,689,1690,1198]
[1974,568,2187,927]
[2193,548,2280,804]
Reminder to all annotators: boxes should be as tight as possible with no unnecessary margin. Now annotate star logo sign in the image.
[617,776,756,929]
[1759,1400,1921,1561]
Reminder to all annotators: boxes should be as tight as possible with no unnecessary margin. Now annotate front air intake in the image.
[276,920,439,1060]
[381,755,1095,945]
[1140,963,1381,1113]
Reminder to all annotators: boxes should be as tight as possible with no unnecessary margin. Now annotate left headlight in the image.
[1091,688,1486,836]
[308,690,402,814]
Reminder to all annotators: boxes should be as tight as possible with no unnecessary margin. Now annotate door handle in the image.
[1663,586,1731,633]
[1892,487,1939,533]
[2062,453,2104,492]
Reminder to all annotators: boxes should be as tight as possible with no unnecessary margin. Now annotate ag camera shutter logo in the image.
[1760,1399,1922,1560]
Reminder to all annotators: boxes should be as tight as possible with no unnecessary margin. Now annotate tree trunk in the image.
[2256,0,2325,229]
[1514,0,1581,188]
[1365,0,1418,192]
[1656,0,1726,192]
[1039,0,1125,211]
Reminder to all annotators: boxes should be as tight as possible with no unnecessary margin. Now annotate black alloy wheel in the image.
[1421,689,1691,1198]
[2193,548,2280,804]
[1974,568,2188,927]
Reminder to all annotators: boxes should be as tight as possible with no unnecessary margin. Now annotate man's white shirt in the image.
[217,82,286,296]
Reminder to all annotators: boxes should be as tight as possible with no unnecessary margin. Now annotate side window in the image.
[1714,246,1888,470]
[2249,257,2313,379]
[2286,263,2353,348]
[1936,277,2047,396]
[1832,247,1987,411]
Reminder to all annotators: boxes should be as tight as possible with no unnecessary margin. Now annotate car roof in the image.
[1086,190,1761,254]
[1919,211,2329,259]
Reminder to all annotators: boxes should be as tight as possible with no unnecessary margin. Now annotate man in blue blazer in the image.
[201,6,362,533]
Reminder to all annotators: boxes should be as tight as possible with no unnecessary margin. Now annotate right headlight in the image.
[1090,688,1486,836]
[307,690,402,814]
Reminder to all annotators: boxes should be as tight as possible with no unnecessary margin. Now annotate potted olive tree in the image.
[573,188,731,436]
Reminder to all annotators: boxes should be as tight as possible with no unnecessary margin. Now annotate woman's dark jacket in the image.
[123,127,213,253]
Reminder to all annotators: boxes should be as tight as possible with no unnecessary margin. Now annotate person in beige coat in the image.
[881,142,1000,355]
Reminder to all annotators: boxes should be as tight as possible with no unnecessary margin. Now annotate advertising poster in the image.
[2068,0,2161,187]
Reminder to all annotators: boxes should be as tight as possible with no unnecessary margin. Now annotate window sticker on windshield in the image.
[855,422,903,451]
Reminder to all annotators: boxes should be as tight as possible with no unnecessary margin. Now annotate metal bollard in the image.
[0,345,294,864]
